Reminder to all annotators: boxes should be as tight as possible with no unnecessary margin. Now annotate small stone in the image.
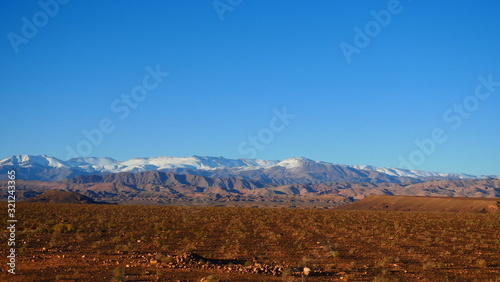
[303,267,311,276]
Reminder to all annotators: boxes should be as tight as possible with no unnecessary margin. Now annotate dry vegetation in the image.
[1,202,500,281]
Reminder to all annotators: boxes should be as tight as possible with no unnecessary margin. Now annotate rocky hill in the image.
[24,190,111,204]
[335,195,500,213]
[1,171,499,206]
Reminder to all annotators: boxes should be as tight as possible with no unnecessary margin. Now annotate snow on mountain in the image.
[67,157,125,173]
[119,156,279,172]
[1,154,494,181]
[0,155,279,174]
[238,158,279,168]
[0,155,68,168]
[349,165,480,179]
[272,157,323,170]
[121,156,220,172]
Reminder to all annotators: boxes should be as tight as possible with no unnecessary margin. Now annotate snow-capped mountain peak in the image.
[273,157,317,170]
[349,165,481,179]
[0,155,68,168]
[0,154,494,182]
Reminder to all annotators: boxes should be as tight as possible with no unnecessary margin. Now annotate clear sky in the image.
[1,0,499,175]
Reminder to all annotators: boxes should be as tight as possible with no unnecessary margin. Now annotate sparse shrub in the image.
[378,256,392,268]
[323,263,336,272]
[330,250,340,258]
[155,269,165,277]
[155,253,173,263]
[73,233,85,243]
[301,255,313,266]
[35,227,50,234]
[114,244,131,252]
[112,267,127,281]
[422,261,436,269]
[281,267,293,277]
[53,223,73,233]
[477,259,488,267]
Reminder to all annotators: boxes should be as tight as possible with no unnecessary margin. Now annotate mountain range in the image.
[1,155,498,206]
[0,155,495,183]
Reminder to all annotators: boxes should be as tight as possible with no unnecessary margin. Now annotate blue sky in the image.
[1,0,499,175]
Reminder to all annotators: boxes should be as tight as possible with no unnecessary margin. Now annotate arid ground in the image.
[336,195,500,213]
[1,202,500,281]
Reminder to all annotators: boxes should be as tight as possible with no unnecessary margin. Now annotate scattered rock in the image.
[303,267,311,276]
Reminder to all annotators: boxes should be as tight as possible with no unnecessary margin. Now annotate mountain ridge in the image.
[1,154,497,183]
[2,171,499,206]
